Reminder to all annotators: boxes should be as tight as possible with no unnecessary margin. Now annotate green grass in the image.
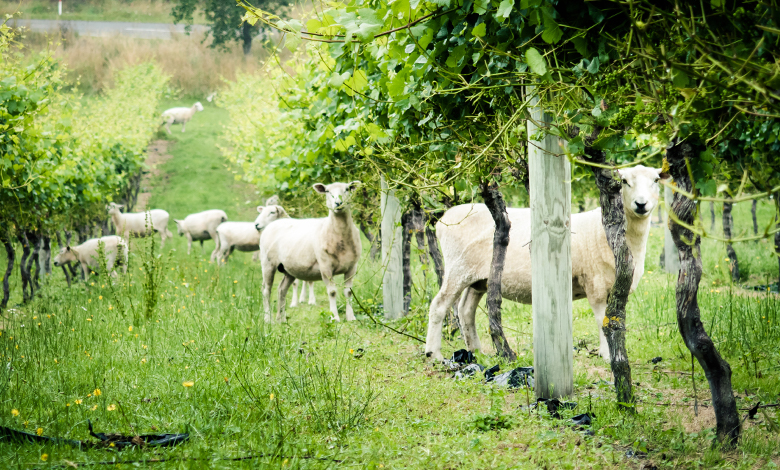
[1,0,206,24]
[1,103,779,468]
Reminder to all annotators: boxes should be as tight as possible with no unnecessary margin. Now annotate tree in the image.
[172,0,292,55]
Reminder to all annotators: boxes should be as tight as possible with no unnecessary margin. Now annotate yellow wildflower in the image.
[107,404,117,411]
[75,400,82,405]
[36,428,43,436]
[182,381,194,387]
[41,454,48,462]
[11,409,19,417]
[270,394,275,400]
[93,388,102,396]
[128,325,133,332]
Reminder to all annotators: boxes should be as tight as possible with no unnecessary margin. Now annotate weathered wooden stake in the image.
[381,176,404,319]
[663,186,680,273]
[528,90,573,399]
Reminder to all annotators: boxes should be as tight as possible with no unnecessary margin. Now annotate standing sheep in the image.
[424,166,668,362]
[215,205,288,264]
[260,181,362,323]
[53,236,128,279]
[107,202,172,248]
[174,209,228,260]
[161,102,204,134]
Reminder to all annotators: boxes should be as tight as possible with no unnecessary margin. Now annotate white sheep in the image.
[161,102,204,134]
[107,203,172,248]
[215,205,287,264]
[52,236,128,279]
[425,166,668,362]
[174,209,228,260]
[290,280,316,307]
[260,181,362,323]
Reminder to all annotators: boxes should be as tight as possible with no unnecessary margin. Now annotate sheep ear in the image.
[66,246,71,252]
[657,169,671,180]
[313,183,327,194]
[278,207,289,218]
[257,205,265,213]
[347,180,361,191]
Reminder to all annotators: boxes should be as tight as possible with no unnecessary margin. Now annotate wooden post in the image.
[663,186,680,273]
[528,89,573,399]
[381,176,404,319]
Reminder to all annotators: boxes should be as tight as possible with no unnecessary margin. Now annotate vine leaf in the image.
[495,0,515,21]
[525,48,547,76]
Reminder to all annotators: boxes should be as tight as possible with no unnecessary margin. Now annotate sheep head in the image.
[254,205,288,231]
[313,181,361,214]
[193,102,204,112]
[53,246,78,266]
[617,165,670,219]
[174,219,185,236]
[106,202,124,215]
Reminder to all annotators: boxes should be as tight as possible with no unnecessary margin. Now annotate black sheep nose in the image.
[635,202,647,213]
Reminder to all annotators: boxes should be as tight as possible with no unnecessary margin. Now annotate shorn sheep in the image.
[215,205,288,264]
[161,102,204,134]
[174,209,228,260]
[107,203,172,248]
[260,181,362,323]
[424,166,668,362]
[290,280,316,307]
[53,236,128,279]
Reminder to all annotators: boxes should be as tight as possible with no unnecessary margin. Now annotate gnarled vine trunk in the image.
[580,130,634,409]
[722,202,740,283]
[710,201,716,230]
[1,233,14,309]
[18,233,32,302]
[775,199,780,286]
[401,211,412,314]
[480,181,516,361]
[55,232,72,288]
[751,199,758,242]
[668,139,741,446]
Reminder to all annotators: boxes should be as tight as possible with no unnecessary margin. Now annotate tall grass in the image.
[18,30,269,97]
[0,0,204,24]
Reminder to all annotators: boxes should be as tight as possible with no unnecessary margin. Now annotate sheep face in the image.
[254,205,288,231]
[53,246,77,267]
[617,165,670,218]
[313,181,361,214]
[106,202,124,215]
[174,219,185,236]
[194,102,204,112]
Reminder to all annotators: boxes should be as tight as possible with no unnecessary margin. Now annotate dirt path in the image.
[136,139,173,210]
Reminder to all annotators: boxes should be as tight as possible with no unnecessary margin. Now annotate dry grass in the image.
[0,0,205,23]
[18,29,269,97]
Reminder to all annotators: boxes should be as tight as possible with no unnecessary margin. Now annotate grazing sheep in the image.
[174,209,228,260]
[53,236,128,279]
[425,166,668,362]
[290,280,316,307]
[215,205,288,264]
[161,102,204,134]
[107,203,172,248]
[260,181,362,323]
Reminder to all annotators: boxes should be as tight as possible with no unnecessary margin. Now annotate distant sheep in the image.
[174,209,228,260]
[260,181,361,323]
[107,202,172,248]
[424,166,668,362]
[215,205,287,265]
[161,102,204,134]
[53,236,128,279]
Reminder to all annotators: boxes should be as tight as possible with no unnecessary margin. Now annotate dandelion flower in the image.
[107,404,117,411]
[75,400,82,405]
[36,428,43,436]
[91,405,98,411]
[128,325,133,332]
[270,394,275,400]
[350,349,355,354]
[182,381,194,387]
[41,454,48,462]
[98,296,103,300]
[234,280,238,284]
[11,409,19,417]
[93,388,102,396]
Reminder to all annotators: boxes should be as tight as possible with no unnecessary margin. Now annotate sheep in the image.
[52,236,128,279]
[173,209,228,260]
[107,203,172,248]
[215,205,288,264]
[161,102,204,134]
[424,166,668,362]
[290,280,316,307]
[260,181,362,323]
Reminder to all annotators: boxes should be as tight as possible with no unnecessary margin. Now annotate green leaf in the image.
[520,0,542,7]
[572,37,589,57]
[525,48,547,76]
[473,0,490,14]
[671,68,690,88]
[344,69,368,95]
[328,72,351,87]
[541,9,563,44]
[306,19,322,33]
[284,34,302,52]
[586,57,600,74]
[495,0,515,21]
[472,23,487,37]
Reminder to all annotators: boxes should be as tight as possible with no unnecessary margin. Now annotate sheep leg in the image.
[308,281,316,305]
[276,274,295,323]
[459,287,485,353]
[181,121,186,133]
[261,261,276,323]
[297,280,306,305]
[200,240,204,255]
[186,233,193,255]
[209,229,220,262]
[425,277,469,361]
[588,300,610,361]
[344,267,357,321]
[320,271,341,322]
[291,279,300,308]
[165,118,173,134]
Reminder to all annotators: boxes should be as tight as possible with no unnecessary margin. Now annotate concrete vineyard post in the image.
[381,176,404,319]
[527,88,573,399]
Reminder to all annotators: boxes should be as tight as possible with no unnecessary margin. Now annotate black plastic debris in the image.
[625,449,648,459]
[747,401,761,419]
[452,349,476,364]
[0,421,188,451]
[650,357,663,364]
[487,367,534,389]
[454,363,486,380]
[535,398,578,418]
[571,413,594,426]
[484,364,501,381]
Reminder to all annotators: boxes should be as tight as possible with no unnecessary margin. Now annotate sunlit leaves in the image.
[525,48,547,76]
